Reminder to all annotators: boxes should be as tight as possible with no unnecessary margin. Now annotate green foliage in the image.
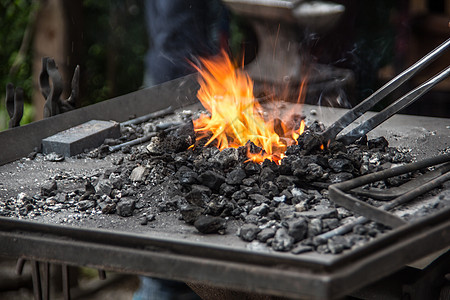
[0,0,148,131]
[0,0,37,130]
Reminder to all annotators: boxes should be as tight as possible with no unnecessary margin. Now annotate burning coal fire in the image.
[192,50,306,165]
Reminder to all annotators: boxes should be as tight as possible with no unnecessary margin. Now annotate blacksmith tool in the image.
[320,153,450,242]
[39,57,79,118]
[320,38,450,145]
[5,82,24,128]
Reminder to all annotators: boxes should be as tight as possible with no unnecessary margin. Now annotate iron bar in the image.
[31,261,42,300]
[320,38,450,142]
[42,262,50,300]
[120,106,174,127]
[15,258,25,275]
[62,264,71,300]
[108,124,183,152]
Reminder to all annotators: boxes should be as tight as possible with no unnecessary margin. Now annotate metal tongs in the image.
[321,38,450,145]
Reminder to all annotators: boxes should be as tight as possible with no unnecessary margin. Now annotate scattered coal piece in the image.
[77,200,96,211]
[176,166,199,185]
[328,158,354,173]
[116,198,135,217]
[180,205,204,224]
[272,227,294,251]
[41,181,58,197]
[130,166,149,182]
[225,168,246,185]
[257,227,276,243]
[194,215,226,234]
[368,137,389,150]
[239,223,261,242]
[287,218,308,242]
[291,244,313,255]
[198,170,225,191]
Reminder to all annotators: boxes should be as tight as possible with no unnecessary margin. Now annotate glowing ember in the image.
[192,50,306,164]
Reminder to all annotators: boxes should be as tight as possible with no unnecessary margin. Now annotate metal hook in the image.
[40,57,79,118]
[5,82,24,128]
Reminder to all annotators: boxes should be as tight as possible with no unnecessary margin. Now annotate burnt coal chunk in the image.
[231,190,247,200]
[186,185,211,207]
[257,227,276,243]
[249,194,270,205]
[327,141,347,153]
[329,172,353,183]
[272,228,294,251]
[328,158,354,173]
[219,183,238,197]
[287,218,308,242]
[297,131,325,154]
[41,181,58,197]
[204,197,227,216]
[77,200,96,211]
[275,175,298,190]
[209,147,239,169]
[180,205,204,224]
[291,245,314,255]
[116,198,135,217]
[261,159,279,172]
[198,170,225,191]
[194,215,226,234]
[244,162,261,175]
[249,203,269,216]
[260,181,279,198]
[307,218,323,237]
[285,145,302,156]
[225,168,246,185]
[368,136,388,150]
[239,223,261,242]
[260,167,276,182]
[176,166,199,185]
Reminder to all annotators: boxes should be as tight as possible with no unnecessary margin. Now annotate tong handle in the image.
[339,65,450,144]
[321,37,450,142]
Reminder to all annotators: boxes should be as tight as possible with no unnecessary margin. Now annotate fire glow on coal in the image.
[192,50,306,165]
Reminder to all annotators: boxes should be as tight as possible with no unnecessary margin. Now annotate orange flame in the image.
[192,50,306,164]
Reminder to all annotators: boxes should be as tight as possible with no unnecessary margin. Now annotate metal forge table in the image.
[0,75,449,299]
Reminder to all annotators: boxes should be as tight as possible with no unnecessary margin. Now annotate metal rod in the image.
[109,124,183,152]
[108,132,158,152]
[320,38,450,142]
[15,258,26,275]
[334,153,450,192]
[384,170,450,211]
[120,106,174,127]
[42,262,50,300]
[339,66,450,144]
[62,264,70,300]
[31,261,42,300]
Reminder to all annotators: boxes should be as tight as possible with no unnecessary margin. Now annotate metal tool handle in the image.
[338,65,450,144]
[321,38,450,142]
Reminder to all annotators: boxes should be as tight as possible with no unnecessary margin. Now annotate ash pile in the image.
[3,107,449,255]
